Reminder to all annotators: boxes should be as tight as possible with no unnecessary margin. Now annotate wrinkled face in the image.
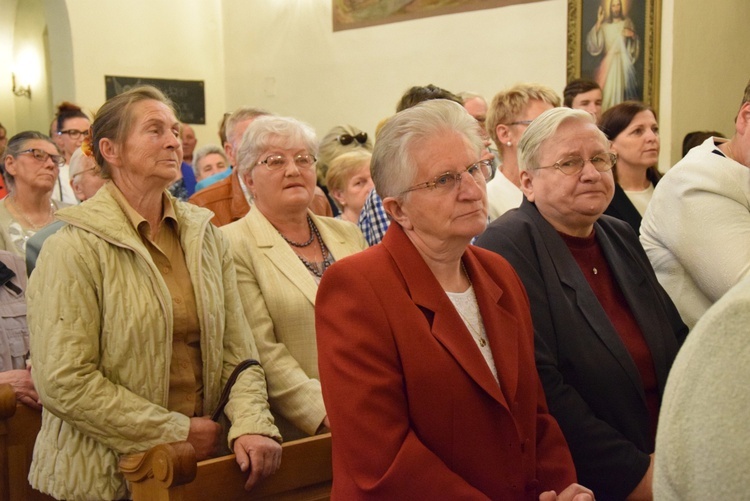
[521,120,614,237]
[571,89,603,121]
[195,152,228,181]
[500,99,554,152]
[245,141,317,218]
[180,124,197,159]
[70,156,106,201]
[118,100,183,188]
[463,97,488,129]
[610,110,659,171]
[5,139,60,193]
[333,161,374,215]
[225,118,253,166]
[57,117,90,161]
[393,131,488,245]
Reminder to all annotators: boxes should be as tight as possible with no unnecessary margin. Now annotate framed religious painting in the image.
[567,0,661,112]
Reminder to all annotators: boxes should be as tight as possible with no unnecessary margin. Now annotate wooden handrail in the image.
[121,432,332,500]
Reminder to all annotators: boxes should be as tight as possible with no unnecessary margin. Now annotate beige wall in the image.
[1,0,748,167]
[665,0,750,164]
[222,0,568,139]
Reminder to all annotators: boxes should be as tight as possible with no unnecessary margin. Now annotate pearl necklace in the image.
[7,195,55,230]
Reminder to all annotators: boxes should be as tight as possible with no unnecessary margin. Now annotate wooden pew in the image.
[121,432,332,500]
[0,383,54,501]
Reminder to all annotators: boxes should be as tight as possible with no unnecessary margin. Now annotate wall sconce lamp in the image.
[12,73,31,98]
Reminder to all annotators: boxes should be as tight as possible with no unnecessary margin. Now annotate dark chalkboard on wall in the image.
[105,76,206,124]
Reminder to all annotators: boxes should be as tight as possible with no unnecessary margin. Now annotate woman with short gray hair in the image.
[477,107,686,500]
[223,115,366,441]
[0,131,68,257]
[317,100,590,500]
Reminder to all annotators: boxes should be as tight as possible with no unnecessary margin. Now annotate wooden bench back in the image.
[0,384,54,501]
[121,433,332,500]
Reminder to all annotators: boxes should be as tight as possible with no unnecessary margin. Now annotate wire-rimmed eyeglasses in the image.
[534,153,617,176]
[256,154,317,171]
[401,159,493,194]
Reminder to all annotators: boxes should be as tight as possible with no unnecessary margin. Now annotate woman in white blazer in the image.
[223,115,367,441]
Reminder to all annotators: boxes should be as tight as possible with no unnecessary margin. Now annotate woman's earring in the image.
[506,141,512,147]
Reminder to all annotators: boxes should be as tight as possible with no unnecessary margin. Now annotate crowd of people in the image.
[0,75,748,500]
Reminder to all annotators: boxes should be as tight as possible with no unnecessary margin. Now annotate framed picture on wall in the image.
[566,0,661,111]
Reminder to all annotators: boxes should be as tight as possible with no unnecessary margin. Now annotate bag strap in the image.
[211,359,261,422]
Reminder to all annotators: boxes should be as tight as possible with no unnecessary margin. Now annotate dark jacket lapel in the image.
[521,200,646,402]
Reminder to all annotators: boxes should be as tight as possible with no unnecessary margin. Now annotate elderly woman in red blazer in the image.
[315,100,593,501]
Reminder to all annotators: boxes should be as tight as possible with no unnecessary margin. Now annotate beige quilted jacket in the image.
[27,183,280,501]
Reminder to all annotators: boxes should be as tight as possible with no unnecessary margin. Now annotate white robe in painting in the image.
[586,17,640,109]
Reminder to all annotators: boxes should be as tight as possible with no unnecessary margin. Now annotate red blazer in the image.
[316,223,576,500]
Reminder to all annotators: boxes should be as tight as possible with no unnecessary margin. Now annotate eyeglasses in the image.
[18,148,65,167]
[401,159,493,194]
[535,153,617,176]
[337,132,368,146]
[71,167,98,180]
[58,129,90,139]
[257,153,317,171]
[507,120,534,127]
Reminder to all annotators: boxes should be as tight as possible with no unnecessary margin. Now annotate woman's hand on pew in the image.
[539,483,595,501]
[1,368,41,410]
[233,434,283,491]
[187,416,222,460]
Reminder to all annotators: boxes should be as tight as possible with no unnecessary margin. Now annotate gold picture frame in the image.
[333,0,543,32]
[567,0,661,112]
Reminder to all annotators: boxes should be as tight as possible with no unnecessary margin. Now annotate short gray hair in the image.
[3,130,56,190]
[225,106,272,146]
[518,107,606,172]
[192,144,227,178]
[69,147,98,189]
[235,115,318,177]
[372,99,484,198]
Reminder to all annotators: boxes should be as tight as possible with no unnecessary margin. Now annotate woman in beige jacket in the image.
[223,115,366,442]
[28,86,281,501]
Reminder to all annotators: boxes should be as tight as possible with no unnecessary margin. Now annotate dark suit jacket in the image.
[316,223,576,500]
[476,198,687,501]
[603,184,643,234]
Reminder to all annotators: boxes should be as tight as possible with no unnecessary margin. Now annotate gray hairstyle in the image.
[372,99,484,199]
[192,144,227,178]
[3,130,56,190]
[518,107,606,172]
[235,115,319,177]
[225,106,272,146]
[69,147,98,187]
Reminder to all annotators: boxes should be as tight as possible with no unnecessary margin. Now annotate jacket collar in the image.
[240,208,351,306]
[55,181,212,254]
[381,223,516,410]
[230,169,251,222]
[518,198,651,400]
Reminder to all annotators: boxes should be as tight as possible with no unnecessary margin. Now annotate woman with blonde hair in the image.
[324,149,373,224]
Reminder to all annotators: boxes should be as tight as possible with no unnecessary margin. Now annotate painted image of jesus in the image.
[586,0,640,109]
